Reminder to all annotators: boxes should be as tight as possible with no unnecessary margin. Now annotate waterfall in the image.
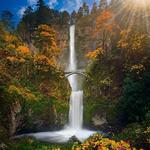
[68,25,83,129]
[26,25,95,143]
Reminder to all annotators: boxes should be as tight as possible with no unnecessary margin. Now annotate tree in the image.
[99,0,107,12]
[60,11,70,26]
[71,11,76,24]
[92,10,115,51]
[120,59,150,123]
[0,10,14,30]
[33,24,60,59]
[82,2,89,16]
[91,2,98,14]
[23,6,33,16]
[77,7,84,18]
[36,0,51,25]
[17,6,36,43]
[36,0,45,7]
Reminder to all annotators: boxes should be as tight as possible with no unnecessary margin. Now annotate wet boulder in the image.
[68,135,81,143]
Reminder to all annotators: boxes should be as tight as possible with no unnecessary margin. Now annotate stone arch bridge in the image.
[64,69,88,78]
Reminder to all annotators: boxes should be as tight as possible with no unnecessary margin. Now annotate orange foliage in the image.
[4,34,17,43]
[7,56,25,63]
[16,45,31,55]
[97,10,112,25]
[95,10,114,33]
[34,54,56,71]
[34,24,60,58]
[86,48,104,59]
[73,134,137,150]
[92,10,116,50]
[40,31,51,37]
[118,29,146,52]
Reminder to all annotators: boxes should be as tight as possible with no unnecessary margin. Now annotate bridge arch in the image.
[65,71,89,79]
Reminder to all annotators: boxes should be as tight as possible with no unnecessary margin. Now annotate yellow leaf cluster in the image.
[117,40,128,49]
[144,127,150,134]
[7,56,25,63]
[8,85,38,101]
[131,34,145,51]
[34,54,55,65]
[130,64,145,74]
[86,48,104,59]
[100,77,113,86]
[4,34,17,43]
[34,54,56,72]
[72,134,136,150]
[6,44,16,50]
[52,148,60,150]
[118,29,146,52]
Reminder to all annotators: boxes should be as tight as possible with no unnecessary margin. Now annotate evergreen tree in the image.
[19,6,36,43]
[0,10,14,31]
[36,0,50,25]
[60,11,70,26]
[36,0,45,7]
[99,0,107,11]
[91,2,98,14]
[82,2,89,16]
[23,6,33,16]
[77,7,84,18]
[71,11,76,24]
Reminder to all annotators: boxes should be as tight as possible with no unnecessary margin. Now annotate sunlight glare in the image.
[131,0,150,6]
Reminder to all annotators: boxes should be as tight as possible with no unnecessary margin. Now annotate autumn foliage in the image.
[34,24,60,58]
[72,134,137,150]
[86,48,104,59]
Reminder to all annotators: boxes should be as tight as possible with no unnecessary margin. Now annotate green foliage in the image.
[119,70,150,123]
[0,10,14,31]
[8,138,73,150]
[114,123,150,149]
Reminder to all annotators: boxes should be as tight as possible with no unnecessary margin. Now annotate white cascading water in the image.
[68,25,83,129]
[20,25,95,143]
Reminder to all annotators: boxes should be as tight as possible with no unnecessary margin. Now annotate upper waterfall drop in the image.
[68,25,77,91]
[69,25,76,72]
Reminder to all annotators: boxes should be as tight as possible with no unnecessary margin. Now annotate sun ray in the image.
[110,0,150,35]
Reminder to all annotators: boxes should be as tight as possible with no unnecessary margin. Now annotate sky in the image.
[0,0,110,21]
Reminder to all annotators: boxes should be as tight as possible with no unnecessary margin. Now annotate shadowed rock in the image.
[0,142,8,150]
[69,135,81,143]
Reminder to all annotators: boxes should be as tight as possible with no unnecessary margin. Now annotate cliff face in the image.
[0,71,71,137]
